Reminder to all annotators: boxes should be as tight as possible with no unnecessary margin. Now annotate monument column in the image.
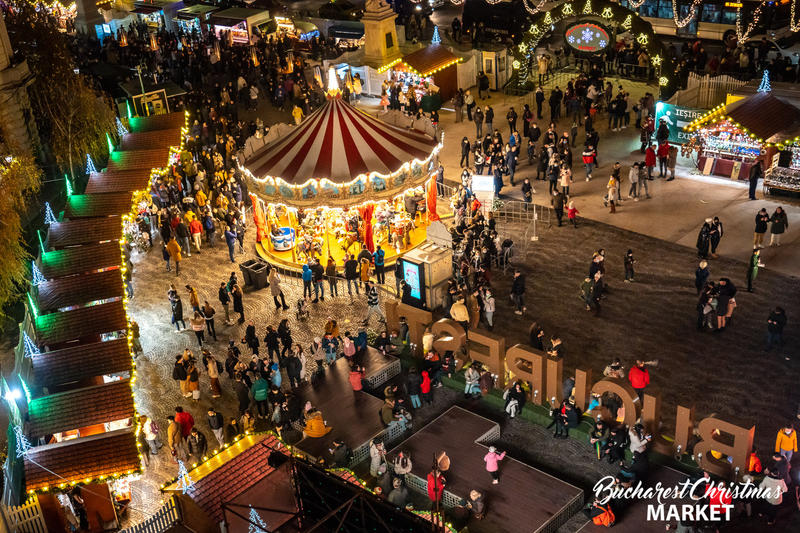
[0,12,38,153]
[361,0,402,67]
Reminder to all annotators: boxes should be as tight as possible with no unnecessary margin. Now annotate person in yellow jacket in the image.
[303,408,332,438]
[292,104,304,125]
[195,187,207,208]
[775,423,798,462]
[166,237,182,276]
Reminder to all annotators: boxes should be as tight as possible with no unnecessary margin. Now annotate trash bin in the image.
[251,262,269,290]
[239,259,260,286]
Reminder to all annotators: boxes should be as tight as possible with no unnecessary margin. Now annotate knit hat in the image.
[488,446,496,453]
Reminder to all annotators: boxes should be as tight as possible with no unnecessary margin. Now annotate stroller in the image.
[296,299,310,320]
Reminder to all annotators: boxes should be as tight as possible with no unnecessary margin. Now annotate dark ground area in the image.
[481,216,800,457]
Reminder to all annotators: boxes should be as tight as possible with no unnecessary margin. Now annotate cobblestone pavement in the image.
[125,227,380,524]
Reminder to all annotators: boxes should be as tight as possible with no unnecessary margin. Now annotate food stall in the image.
[242,69,445,267]
[175,4,219,33]
[378,44,462,101]
[209,7,271,44]
[684,87,800,181]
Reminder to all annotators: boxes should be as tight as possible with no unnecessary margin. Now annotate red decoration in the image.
[358,203,375,252]
[427,178,439,222]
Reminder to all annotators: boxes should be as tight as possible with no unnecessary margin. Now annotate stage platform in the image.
[293,348,403,466]
[577,466,691,533]
[386,407,584,533]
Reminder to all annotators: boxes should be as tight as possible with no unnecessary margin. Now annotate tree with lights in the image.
[0,144,43,317]
[248,506,268,533]
[176,461,194,493]
[3,3,115,183]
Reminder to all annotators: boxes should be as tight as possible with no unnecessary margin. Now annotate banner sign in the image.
[655,102,706,144]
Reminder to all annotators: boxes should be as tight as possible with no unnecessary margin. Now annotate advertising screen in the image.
[401,259,423,301]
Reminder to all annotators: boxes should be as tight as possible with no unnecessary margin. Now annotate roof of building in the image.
[37,242,121,280]
[107,148,171,172]
[400,44,460,77]
[46,219,122,250]
[245,96,438,183]
[63,193,134,219]
[24,429,139,491]
[84,170,152,194]
[726,91,800,143]
[118,128,183,151]
[33,301,128,347]
[30,339,132,390]
[187,435,283,522]
[127,112,186,133]
[27,379,135,438]
[35,269,124,314]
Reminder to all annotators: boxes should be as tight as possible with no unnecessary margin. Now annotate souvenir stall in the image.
[378,43,462,101]
[242,69,445,268]
[175,4,219,33]
[209,7,271,44]
[684,86,800,181]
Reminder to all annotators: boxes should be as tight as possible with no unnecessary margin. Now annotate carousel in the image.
[243,68,446,267]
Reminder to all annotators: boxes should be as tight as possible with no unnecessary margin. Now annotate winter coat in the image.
[770,210,788,234]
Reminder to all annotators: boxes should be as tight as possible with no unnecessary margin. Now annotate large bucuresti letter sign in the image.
[385,299,754,476]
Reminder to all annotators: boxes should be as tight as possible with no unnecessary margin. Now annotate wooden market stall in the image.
[379,44,462,101]
[685,85,800,181]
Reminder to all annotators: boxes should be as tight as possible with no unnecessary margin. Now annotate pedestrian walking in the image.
[769,207,788,246]
[483,446,506,484]
[749,160,763,199]
[623,249,636,282]
[746,248,764,292]
[231,284,245,323]
[202,301,217,341]
[268,268,289,310]
[567,201,579,228]
[510,269,526,315]
[628,360,650,403]
[190,311,205,347]
[363,282,385,325]
[224,226,237,263]
[709,216,724,258]
[166,237,182,275]
[218,282,232,324]
[207,409,225,446]
[766,307,787,351]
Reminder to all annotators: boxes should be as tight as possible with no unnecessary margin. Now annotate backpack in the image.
[216,360,224,374]
[591,504,615,527]
[343,338,356,357]
[172,363,187,381]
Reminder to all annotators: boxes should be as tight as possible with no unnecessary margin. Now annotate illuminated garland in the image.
[683,103,800,150]
[736,1,767,42]
[672,0,702,28]
[792,0,800,32]
[523,0,547,15]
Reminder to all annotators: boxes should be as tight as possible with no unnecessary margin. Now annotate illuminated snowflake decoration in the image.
[581,28,594,42]
[598,40,607,48]
[568,35,576,43]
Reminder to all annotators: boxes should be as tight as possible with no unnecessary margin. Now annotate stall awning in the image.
[176,4,219,20]
[329,25,363,39]
[391,44,461,78]
[31,339,133,390]
[726,92,800,144]
[24,429,139,491]
[27,380,135,438]
[131,5,162,14]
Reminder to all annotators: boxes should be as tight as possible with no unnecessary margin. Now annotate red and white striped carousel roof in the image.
[244,97,439,183]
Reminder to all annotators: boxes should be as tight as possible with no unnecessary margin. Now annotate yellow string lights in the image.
[682,103,800,149]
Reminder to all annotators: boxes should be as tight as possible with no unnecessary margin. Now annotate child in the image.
[296,299,310,320]
[567,201,579,228]
[624,249,635,282]
[483,446,506,484]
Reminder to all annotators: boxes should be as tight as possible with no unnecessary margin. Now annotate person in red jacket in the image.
[657,142,670,178]
[174,406,195,438]
[420,370,433,405]
[645,144,656,180]
[189,217,203,253]
[628,360,650,403]
[427,470,446,504]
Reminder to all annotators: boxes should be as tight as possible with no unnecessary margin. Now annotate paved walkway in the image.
[358,82,799,277]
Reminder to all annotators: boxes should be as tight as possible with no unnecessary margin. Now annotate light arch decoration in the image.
[511,0,675,95]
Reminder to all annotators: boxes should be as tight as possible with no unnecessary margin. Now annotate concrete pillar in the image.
[362,0,401,67]
[0,12,38,153]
